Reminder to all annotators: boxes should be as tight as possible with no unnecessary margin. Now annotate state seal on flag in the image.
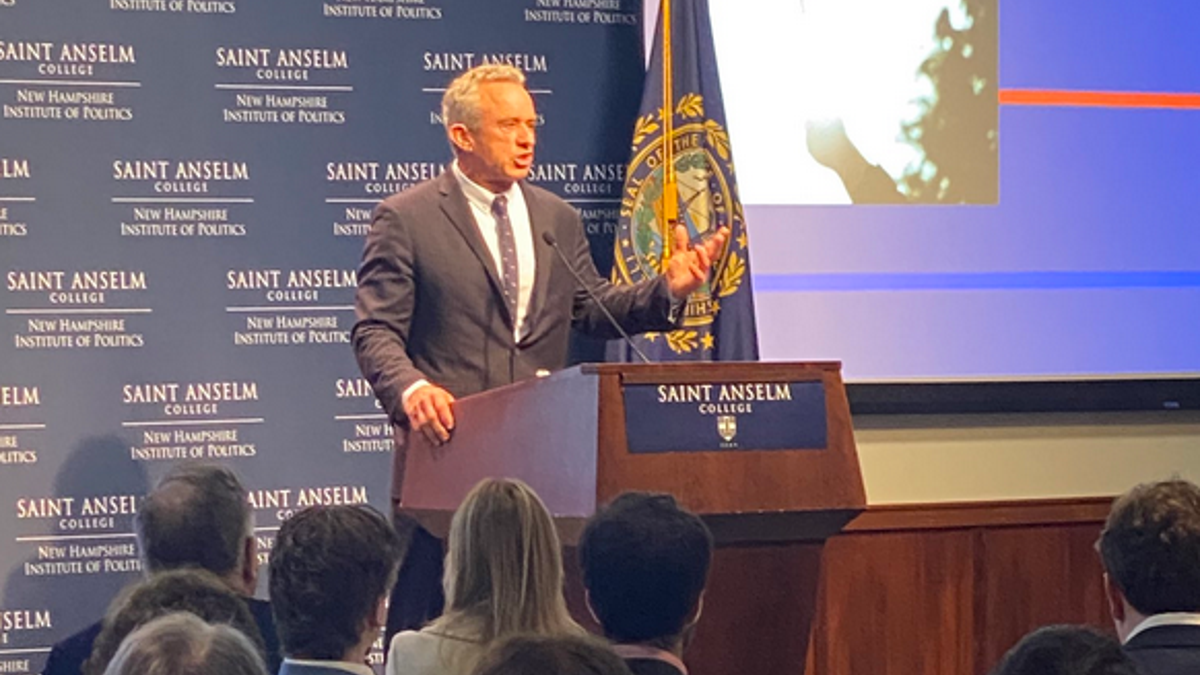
[613,94,749,355]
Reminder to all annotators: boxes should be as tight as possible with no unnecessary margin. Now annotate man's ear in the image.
[448,123,473,153]
[584,590,602,628]
[1103,572,1126,623]
[371,594,389,630]
[240,535,259,596]
[687,591,705,628]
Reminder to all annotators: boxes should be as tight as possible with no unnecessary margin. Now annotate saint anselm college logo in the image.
[614,93,749,356]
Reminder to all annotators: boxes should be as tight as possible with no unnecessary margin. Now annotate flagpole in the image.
[660,0,678,271]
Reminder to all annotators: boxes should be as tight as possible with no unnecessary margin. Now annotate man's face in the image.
[455,81,537,192]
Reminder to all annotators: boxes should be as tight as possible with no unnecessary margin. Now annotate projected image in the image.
[712,0,997,205]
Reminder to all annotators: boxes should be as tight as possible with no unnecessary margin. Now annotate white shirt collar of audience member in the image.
[1124,612,1200,643]
[610,644,688,675]
[283,657,376,675]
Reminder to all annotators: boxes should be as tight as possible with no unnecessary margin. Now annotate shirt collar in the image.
[610,644,688,675]
[283,657,376,675]
[1125,612,1200,644]
[451,160,521,213]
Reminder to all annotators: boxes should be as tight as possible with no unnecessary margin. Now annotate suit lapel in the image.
[437,172,514,328]
[521,182,555,339]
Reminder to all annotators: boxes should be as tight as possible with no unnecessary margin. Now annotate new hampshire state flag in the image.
[609,0,758,361]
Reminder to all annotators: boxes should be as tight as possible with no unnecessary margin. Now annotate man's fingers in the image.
[405,401,424,428]
[694,245,711,271]
[673,224,689,253]
[432,394,455,430]
[406,387,455,444]
[428,417,450,443]
[418,422,441,446]
[414,401,449,445]
[704,227,729,258]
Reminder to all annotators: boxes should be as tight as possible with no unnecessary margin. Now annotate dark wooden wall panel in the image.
[976,524,1111,671]
[564,498,1113,675]
[688,543,825,675]
[808,530,977,675]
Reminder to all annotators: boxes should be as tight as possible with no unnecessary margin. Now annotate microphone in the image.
[541,231,652,364]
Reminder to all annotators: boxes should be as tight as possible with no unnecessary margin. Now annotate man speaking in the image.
[352,63,726,634]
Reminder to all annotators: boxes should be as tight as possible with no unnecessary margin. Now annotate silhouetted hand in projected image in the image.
[806,118,869,184]
[806,118,905,204]
[802,2,998,205]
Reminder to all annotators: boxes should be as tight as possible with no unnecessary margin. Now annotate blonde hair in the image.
[441,64,527,133]
[430,478,581,645]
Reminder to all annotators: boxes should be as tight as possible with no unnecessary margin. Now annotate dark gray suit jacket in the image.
[1124,624,1200,675]
[353,172,676,496]
[43,597,281,675]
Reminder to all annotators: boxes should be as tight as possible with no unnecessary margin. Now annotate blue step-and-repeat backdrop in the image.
[0,1,644,670]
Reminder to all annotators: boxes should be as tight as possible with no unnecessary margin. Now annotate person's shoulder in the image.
[44,621,103,675]
[52,620,103,651]
[390,625,485,657]
[388,627,482,675]
[520,181,574,216]
[388,628,443,653]
[378,174,452,214]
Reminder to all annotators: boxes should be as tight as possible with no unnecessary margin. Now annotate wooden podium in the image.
[400,362,865,675]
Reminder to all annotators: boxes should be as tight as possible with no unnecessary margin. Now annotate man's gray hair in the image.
[441,64,527,133]
[135,463,252,575]
[102,612,267,675]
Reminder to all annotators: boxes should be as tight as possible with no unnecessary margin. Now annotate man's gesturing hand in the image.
[665,223,729,301]
[404,383,456,446]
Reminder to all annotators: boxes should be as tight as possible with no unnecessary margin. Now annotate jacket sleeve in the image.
[563,210,679,339]
[351,203,426,422]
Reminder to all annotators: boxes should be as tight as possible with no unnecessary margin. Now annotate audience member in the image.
[579,492,713,675]
[83,569,264,675]
[989,625,1139,675]
[1099,478,1200,675]
[270,504,402,675]
[101,612,268,675]
[472,635,633,675]
[387,478,582,675]
[43,463,281,675]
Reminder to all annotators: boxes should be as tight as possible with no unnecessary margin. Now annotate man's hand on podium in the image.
[404,383,456,446]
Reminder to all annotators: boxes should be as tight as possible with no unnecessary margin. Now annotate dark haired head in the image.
[989,625,1138,675]
[1098,479,1200,615]
[135,463,253,584]
[472,635,632,675]
[84,569,264,675]
[578,492,713,646]
[269,504,402,660]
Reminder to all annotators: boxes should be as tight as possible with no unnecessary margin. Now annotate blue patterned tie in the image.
[491,195,520,321]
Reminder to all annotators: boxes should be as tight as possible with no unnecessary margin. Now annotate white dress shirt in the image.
[1124,612,1200,644]
[451,161,537,341]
